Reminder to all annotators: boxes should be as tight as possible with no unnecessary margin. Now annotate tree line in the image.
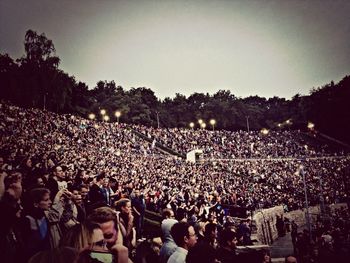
[1,30,350,144]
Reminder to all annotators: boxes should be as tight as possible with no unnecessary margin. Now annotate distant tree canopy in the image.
[1,30,350,143]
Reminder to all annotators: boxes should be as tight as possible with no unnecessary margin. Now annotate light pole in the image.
[307,122,315,130]
[200,122,206,129]
[209,119,216,131]
[189,122,194,130]
[286,119,292,130]
[88,113,96,120]
[103,115,110,122]
[115,111,121,124]
[246,116,250,132]
[260,128,269,135]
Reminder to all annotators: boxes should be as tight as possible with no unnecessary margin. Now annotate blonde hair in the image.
[60,222,100,250]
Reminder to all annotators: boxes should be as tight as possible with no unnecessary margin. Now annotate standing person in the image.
[101,178,115,206]
[78,184,91,213]
[115,198,136,251]
[89,173,106,206]
[0,170,25,263]
[21,188,63,261]
[167,222,197,263]
[216,229,239,263]
[237,219,253,245]
[60,221,107,251]
[131,189,146,239]
[46,166,67,200]
[58,187,80,234]
[87,206,130,263]
[291,221,298,254]
[160,209,178,263]
[260,249,272,263]
[71,187,86,223]
[201,222,219,250]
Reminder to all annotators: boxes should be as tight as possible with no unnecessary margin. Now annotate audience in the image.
[0,101,349,262]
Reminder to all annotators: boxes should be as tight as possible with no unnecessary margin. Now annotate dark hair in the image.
[260,249,272,263]
[60,222,101,250]
[78,184,89,191]
[171,222,191,247]
[162,208,174,219]
[115,198,131,211]
[87,206,117,224]
[285,255,297,263]
[204,222,217,237]
[219,229,237,247]
[96,172,105,182]
[29,188,50,204]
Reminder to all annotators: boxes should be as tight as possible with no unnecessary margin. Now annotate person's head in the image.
[285,255,297,263]
[71,187,83,205]
[134,189,140,197]
[25,157,33,168]
[171,221,197,250]
[78,184,89,200]
[115,198,132,215]
[204,222,218,240]
[220,229,238,250]
[162,208,175,220]
[5,173,23,200]
[261,249,272,263]
[53,166,65,180]
[29,188,52,210]
[96,173,105,184]
[61,222,106,251]
[102,178,109,188]
[35,176,45,187]
[87,207,118,247]
[77,169,86,179]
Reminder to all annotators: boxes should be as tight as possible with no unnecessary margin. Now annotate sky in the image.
[1,0,350,100]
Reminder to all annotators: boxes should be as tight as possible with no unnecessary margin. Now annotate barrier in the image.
[253,203,348,244]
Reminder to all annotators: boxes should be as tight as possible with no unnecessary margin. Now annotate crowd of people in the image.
[132,125,343,159]
[1,101,350,262]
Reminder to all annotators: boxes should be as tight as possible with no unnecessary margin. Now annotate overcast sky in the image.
[1,0,349,99]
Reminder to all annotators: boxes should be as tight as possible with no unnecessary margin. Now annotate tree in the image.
[0,53,19,101]
[15,30,61,108]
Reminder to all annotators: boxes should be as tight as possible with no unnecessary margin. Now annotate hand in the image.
[110,244,129,263]
[0,170,9,181]
[54,188,70,203]
[7,182,22,200]
[62,189,73,199]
